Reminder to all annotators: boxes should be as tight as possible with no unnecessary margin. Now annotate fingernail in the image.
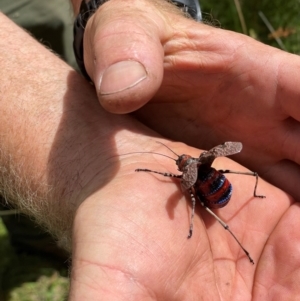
[99,60,147,95]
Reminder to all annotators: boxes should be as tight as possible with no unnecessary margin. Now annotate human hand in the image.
[69,139,299,300]
[80,0,190,113]
[4,9,299,300]
[78,0,300,199]
[134,27,300,200]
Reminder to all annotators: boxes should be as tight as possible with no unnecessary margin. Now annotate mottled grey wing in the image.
[209,141,243,158]
[181,160,198,191]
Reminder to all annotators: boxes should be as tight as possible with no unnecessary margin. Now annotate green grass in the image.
[0,219,69,301]
[201,0,300,54]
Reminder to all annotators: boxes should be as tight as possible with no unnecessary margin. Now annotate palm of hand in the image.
[69,144,298,300]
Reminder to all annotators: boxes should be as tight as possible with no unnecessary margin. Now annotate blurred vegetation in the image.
[200,0,300,54]
[0,219,69,301]
[0,1,299,300]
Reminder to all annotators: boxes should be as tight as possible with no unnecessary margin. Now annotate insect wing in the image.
[211,142,243,157]
[181,160,198,191]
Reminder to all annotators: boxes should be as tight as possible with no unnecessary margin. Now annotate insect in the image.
[135,142,265,264]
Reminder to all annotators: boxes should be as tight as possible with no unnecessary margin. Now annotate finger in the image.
[83,0,181,114]
[279,118,300,165]
[254,203,300,300]
[260,159,300,201]
[276,51,300,121]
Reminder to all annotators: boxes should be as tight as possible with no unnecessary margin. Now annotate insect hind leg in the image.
[201,203,254,264]
[219,170,265,199]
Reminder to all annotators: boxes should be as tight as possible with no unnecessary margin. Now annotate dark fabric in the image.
[1,0,76,67]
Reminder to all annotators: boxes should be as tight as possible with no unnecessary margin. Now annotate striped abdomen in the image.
[195,167,232,209]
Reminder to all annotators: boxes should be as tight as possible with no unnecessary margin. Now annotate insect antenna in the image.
[155,141,180,158]
[107,151,176,162]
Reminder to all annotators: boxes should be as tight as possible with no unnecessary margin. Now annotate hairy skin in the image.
[80,0,300,199]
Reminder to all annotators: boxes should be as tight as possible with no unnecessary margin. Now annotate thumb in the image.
[83,0,179,114]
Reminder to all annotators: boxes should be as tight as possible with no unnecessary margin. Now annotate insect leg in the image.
[136,169,196,239]
[219,170,265,198]
[187,187,197,239]
[200,202,254,264]
[135,169,182,179]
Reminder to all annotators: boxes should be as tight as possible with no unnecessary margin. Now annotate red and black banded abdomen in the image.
[195,167,232,209]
